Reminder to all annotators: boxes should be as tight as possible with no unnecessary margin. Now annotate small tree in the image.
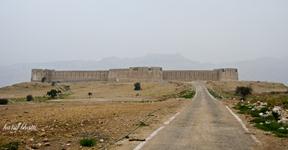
[47,89,61,99]
[80,138,96,147]
[26,95,34,101]
[0,98,8,105]
[88,92,92,98]
[134,82,141,91]
[235,86,252,100]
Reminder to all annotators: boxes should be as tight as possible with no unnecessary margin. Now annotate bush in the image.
[0,98,8,105]
[88,92,92,98]
[179,90,196,99]
[0,141,19,150]
[283,99,288,109]
[234,103,252,114]
[272,111,281,121]
[26,95,34,101]
[80,138,96,147]
[47,89,61,99]
[134,82,141,91]
[235,86,253,100]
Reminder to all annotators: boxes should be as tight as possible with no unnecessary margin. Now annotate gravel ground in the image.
[0,99,188,149]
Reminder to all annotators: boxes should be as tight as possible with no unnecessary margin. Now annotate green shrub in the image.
[235,86,253,100]
[250,117,266,124]
[26,95,34,101]
[249,110,260,117]
[47,89,61,99]
[283,99,288,109]
[179,90,195,99]
[80,138,96,147]
[234,103,252,114]
[272,111,281,121]
[254,121,288,137]
[134,82,141,91]
[0,98,8,105]
[0,141,19,150]
[255,121,282,131]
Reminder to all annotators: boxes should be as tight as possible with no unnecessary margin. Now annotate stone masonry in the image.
[31,67,238,82]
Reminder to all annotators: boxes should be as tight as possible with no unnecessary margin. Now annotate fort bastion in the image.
[31,67,238,82]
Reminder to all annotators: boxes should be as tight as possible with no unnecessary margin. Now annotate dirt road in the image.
[137,82,257,150]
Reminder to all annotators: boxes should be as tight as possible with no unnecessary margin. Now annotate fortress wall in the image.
[31,69,54,82]
[163,70,219,81]
[216,68,238,81]
[31,67,238,82]
[51,71,108,82]
[108,67,163,82]
[31,70,108,82]
[108,69,130,81]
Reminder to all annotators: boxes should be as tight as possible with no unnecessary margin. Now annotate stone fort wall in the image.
[31,67,238,82]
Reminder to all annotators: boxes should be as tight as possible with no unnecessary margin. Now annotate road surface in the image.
[139,82,256,150]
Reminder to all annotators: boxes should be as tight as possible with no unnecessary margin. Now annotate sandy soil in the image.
[0,99,189,150]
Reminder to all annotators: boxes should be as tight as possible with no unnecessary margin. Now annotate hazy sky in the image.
[1,0,288,65]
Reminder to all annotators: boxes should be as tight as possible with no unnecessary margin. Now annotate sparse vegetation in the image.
[64,85,71,91]
[234,102,288,137]
[80,138,96,147]
[208,81,288,138]
[138,121,149,127]
[235,86,253,100]
[26,95,34,101]
[0,98,8,105]
[134,82,141,91]
[248,93,288,108]
[208,89,223,99]
[178,90,196,99]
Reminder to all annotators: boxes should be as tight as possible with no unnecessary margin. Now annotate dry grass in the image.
[207,81,288,94]
[0,81,187,101]
[0,82,52,99]
[65,81,185,99]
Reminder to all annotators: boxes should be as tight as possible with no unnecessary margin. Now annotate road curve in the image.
[139,82,256,150]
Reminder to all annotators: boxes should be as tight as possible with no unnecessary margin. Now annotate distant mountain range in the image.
[0,54,287,87]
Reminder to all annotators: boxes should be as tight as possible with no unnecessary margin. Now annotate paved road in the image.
[140,82,256,150]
